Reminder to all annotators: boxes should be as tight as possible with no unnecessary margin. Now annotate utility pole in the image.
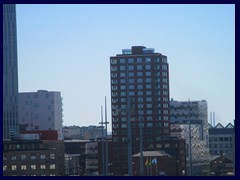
[188,99,192,176]
[126,67,132,176]
[139,91,144,176]
[99,106,105,175]
[105,96,109,176]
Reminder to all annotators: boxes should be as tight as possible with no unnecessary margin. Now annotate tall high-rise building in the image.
[110,46,170,174]
[18,90,63,140]
[3,4,19,139]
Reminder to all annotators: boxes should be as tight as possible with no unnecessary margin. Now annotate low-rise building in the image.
[3,139,65,176]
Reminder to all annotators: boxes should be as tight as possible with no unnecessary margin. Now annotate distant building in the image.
[110,46,170,175]
[210,155,234,176]
[63,125,106,140]
[170,99,210,175]
[208,123,234,155]
[3,4,19,139]
[85,141,98,175]
[18,90,63,140]
[3,139,65,176]
[64,139,90,176]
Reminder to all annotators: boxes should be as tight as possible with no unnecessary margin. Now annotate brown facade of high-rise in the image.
[110,46,170,175]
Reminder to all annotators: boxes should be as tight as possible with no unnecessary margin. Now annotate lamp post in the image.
[139,91,144,176]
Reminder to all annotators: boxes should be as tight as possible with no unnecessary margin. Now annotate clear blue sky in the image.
[16,4,235,129]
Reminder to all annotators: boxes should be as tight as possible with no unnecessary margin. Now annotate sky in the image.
[16,4,235,130]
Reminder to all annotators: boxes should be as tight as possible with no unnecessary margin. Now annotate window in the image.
[147,123,153,127]
[138,104,143,108]
[155,91,161,95]
[129,72,134,77]
[30,165,36,170]
[155,58,160,62]
[147,117,152,121]
[11,165,17,171]
[146,84,152,89]
[11,156,16,160]
[122,124,127,128]
[21,165,27,170]
[111,59,117,64]
[128,58,134,63]
[146,78,151,83]
[146,65,151,70]
[164,123,169,127]
[120,79,126,83]
[163,84,168,89]
[146,91,152,95]
[120,66,125,71]
[50,164,56,170]
[163,91,168,95]
[137,58,142,63]
[121,98,126,102]
[163,97,168,102]
[31,155,36,160]
[112,92,118,97]
[121,85,126,90]
[145,57,151,62]
[129,85,134,90]
[21,154,26,160]
[163,104,168,108]
[155,65,160,69]
[3,165,7,171]
[146,97,152,102]
[121,92,126,96]
[138,97,143,102]
[162,72,168,76]
[120,73,126,77]
[162,57,167,63]
[155,72,160,76]
[137,85,143,89]
[164,144,170,148]
[129,79,134,83]
[147,110,152,114]
[137,78,143,83]
[137,72,143,76]
[50,154,55,159]
[162,65,168,70]
[163,116,168,120]
[120,58,125,64]
[111,73,117,78]
[111,66,117,71]
[128,65,134,70]
[155,78,160,83]
[146,72,151,76]
[112,86,117,90]
[40,165,46,169]
[129,91,135,96]
[137,65,143,70]
[121,117,127,122]
[146,104,152,108]
[163,110,168,115]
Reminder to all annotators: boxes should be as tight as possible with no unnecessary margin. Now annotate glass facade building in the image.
[3,4,19,139]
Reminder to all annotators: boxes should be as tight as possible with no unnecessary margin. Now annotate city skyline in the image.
[16,4,235,129]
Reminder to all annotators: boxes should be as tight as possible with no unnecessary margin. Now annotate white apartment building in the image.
[18,90,63,140]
